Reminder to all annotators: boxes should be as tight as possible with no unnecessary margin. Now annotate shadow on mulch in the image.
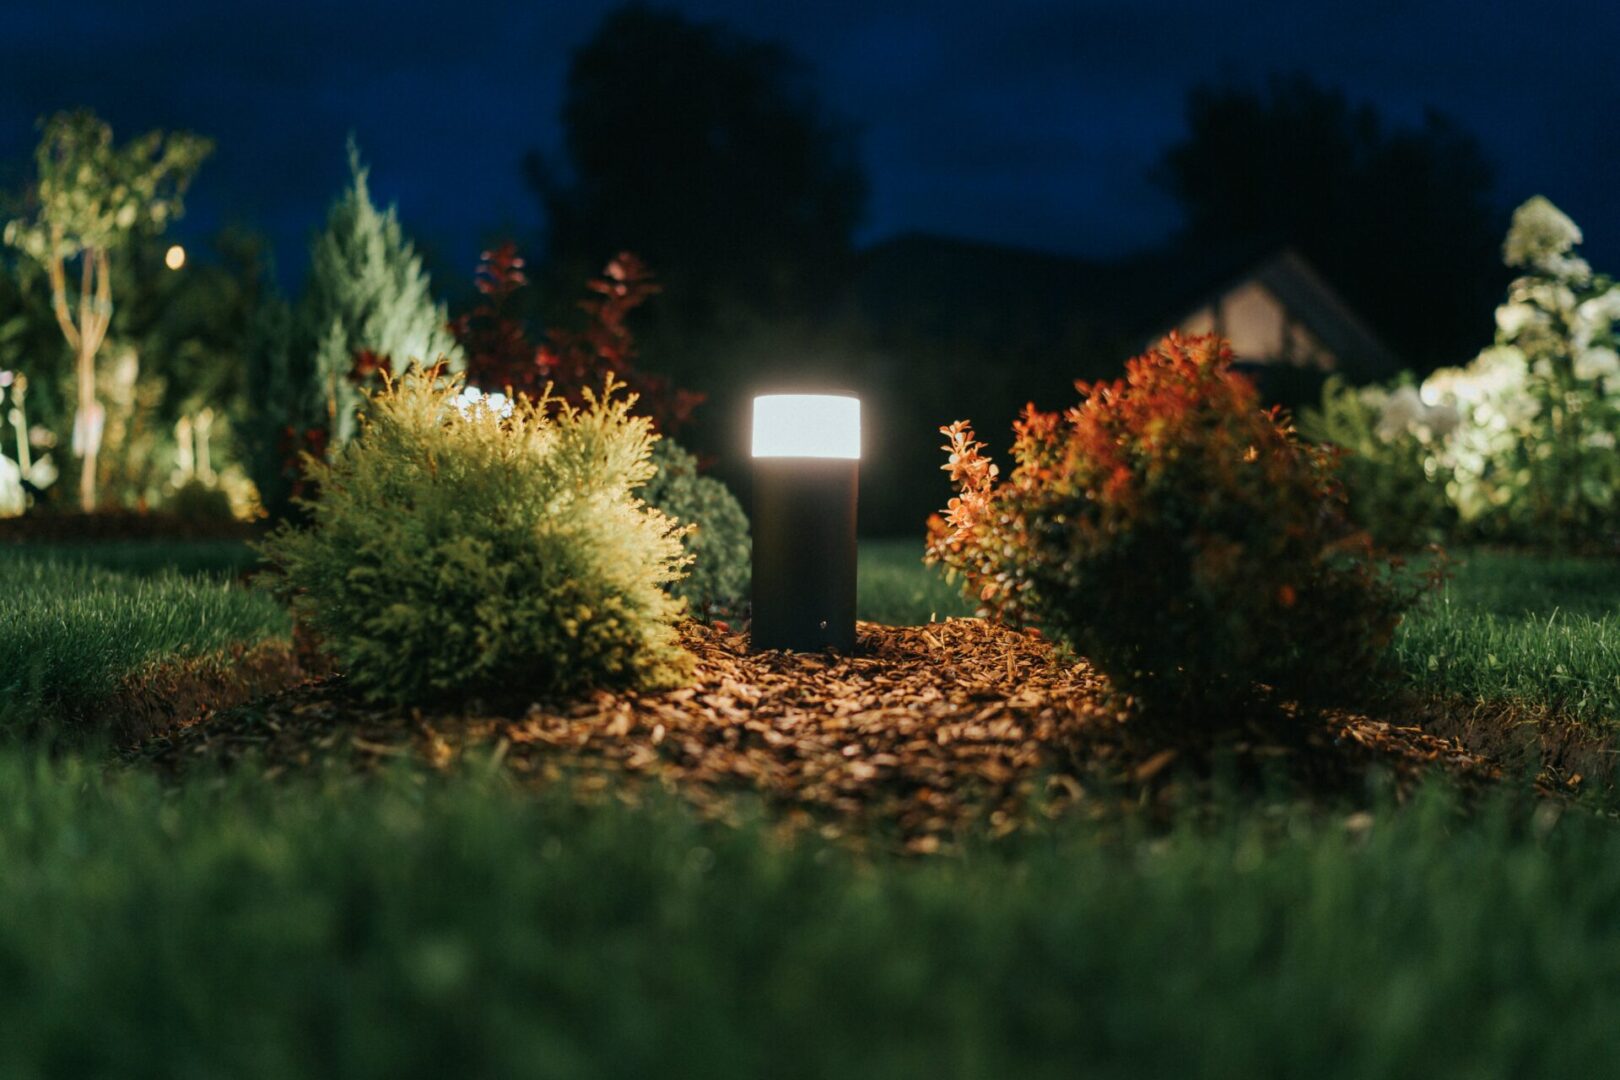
[100,642,320,746]
[25,643,321,748]
[128,619,1538,852]
[1410,695,1619,796]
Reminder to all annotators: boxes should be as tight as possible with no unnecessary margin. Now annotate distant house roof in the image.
[1154,247,1401,378]
[853,232,1401,382]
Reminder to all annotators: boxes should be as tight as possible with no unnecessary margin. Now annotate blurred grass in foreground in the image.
[0,754,1613,1079]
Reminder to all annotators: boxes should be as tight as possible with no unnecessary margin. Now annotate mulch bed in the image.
[134,619,1505,851]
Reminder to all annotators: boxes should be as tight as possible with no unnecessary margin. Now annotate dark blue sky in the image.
[4,0,1618,282]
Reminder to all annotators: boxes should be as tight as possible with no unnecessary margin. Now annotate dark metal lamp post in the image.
[750,393,860,652]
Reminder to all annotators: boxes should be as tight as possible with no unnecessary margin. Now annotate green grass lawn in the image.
[1397,550,1620,722]
[5,537,1614,733]
[857,538,975,625]
[0,537,264,577]
[0,549,289,732]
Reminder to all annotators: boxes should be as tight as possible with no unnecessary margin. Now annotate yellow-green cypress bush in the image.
[258,370,694,704]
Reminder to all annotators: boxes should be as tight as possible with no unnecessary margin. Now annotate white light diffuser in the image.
[751,394,860,460]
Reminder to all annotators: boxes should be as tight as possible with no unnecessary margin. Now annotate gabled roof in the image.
[853,232,1402,381]
[1157,247,1401,378]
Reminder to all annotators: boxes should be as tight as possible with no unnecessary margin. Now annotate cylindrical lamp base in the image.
[750,458,858,652]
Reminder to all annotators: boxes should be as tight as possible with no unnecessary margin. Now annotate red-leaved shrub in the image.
[451,243,702,434]
[926,333,1426,716]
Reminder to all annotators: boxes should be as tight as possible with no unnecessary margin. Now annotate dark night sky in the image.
[4,0,1618,283]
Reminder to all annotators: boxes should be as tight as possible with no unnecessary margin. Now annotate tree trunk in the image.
[48,242,111,513]
[77,331,98,512]
[74,248,112,512]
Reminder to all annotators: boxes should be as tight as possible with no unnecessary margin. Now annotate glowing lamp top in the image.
[750,394,860,460]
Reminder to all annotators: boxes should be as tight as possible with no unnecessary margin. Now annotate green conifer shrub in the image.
[241,142,462,520]
[303,141,462,445]
[639,439,750,614]
[258,370,694,704]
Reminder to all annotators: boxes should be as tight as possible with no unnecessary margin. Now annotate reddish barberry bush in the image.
[926,333,1425,716]
[451,244,703,434]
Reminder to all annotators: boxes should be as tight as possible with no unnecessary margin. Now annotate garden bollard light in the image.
[750,393,860,652]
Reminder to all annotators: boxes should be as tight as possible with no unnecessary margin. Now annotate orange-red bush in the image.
[926,332,1425,716]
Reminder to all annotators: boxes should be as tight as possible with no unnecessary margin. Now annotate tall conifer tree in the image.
[304,140,460,444]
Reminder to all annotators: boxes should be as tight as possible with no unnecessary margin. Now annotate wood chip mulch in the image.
[134,619,1504,851]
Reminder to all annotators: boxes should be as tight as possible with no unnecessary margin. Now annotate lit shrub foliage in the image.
[640,438,750,615]
[1301,376,1457,550]
[259,370,694,704]
[927,333,1421,714]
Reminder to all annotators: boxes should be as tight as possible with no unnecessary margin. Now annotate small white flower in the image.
[1547,253,1593,283]
[1494,302,1541,337]
[1424,346,1529,410]
[453,385,514,420]
[1503,196,1582,270]
[1520,280,1578,318]
[1574,347,1620,381]
[1574,289,1620,352]
[0,456,23,518]
[24,454,57,490]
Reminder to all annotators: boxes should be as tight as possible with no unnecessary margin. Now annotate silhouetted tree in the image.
[527,4,867,342]
[1161,75,1504,371]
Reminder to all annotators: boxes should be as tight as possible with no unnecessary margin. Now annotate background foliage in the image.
[639,437,750,614]
[2,109,212,511]
[1301,376,1457,549]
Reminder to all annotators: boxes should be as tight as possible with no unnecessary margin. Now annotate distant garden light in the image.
[164,244,186,270]
[750,393,860,653]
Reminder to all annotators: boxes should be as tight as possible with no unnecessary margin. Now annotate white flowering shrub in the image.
[1302,376,1457,548]
[1426,197,1620,544]
[1307,197,1620,550]
[0,371,58,518]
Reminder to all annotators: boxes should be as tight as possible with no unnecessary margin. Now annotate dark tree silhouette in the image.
[526,4,867,338]
[1161,75,1505,371]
